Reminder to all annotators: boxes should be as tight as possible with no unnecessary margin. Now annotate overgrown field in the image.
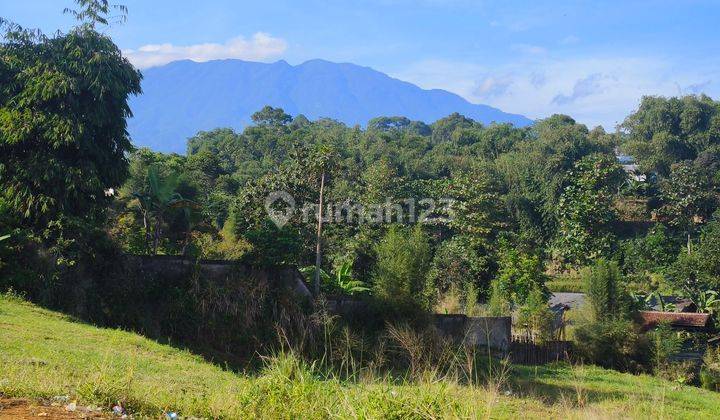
[1,295,719,419]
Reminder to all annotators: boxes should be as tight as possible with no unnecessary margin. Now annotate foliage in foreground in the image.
[2,295,720,419]
[573,260,650,371]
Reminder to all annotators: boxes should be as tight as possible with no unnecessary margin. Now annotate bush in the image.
[620,224,680,276]
[425,235,491,307]
[665,221,720,305]
[516,288,555,342]
[655,361,696,385]
[373,225,431,311]
[648,322,693,384]
[582,259,632,322]
[648,322,683,371]
[492,245,549,307]
[574,259,648,371]
[574,318,649,372]
[701,367,720,392]
[701,346,720,391]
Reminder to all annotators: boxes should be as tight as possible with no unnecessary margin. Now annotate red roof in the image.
[638,311,711,331]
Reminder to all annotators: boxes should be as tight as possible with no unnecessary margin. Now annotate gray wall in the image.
[434,314,512,352]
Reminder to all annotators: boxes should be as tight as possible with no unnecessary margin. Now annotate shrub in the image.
[582,259,632,322]
[372,225,431,311]
[700,367,720,392]
[573,318,649,372]
[665,221,720,306]
[647,322,693,384]
[620,224,680,276]
[649,322,683,371]
[492,246,549,307]
[701,346,720,392]
[574,259,648,371]
[656,361,696,385]
[425,235,490,307]
[515,287,555,342]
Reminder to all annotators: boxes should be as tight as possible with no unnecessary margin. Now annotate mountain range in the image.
[128,59,533,154]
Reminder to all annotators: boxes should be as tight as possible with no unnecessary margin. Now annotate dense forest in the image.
[101,97,720,312]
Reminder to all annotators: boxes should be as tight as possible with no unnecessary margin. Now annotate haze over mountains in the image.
[128,59,533,154]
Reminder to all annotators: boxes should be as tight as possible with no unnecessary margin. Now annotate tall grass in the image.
[3,294,720,418]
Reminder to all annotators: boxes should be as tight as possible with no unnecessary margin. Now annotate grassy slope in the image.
[1,296,719,419]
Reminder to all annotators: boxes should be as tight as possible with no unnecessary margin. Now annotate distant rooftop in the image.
[616,153,635,165]
[638,311,712,331]
[549,293,585,311]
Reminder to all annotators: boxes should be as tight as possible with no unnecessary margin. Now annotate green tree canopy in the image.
[0,20,141,229]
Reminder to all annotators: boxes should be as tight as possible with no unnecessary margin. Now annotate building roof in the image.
[549,293,585,311]
[638,311,712,331]
[616,153,635,165]
[622,164,640,172]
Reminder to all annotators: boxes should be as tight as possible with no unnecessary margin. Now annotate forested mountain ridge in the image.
[128,59,532,153]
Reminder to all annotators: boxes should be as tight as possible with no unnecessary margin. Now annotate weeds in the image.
[2,295,719,418]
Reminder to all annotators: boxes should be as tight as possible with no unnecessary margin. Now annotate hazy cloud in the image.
[124,33,287,69]
[391,60,488,100]
[474,75,514,98]
[530,71,546,88]
[395,55,719,130]
[511,43,547,55]
[560,35,580,45]
[552,73,607,105]
[489,15,544,32]
[680,80,712,94]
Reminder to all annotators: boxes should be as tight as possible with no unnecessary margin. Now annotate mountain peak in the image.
[129,59,532,153]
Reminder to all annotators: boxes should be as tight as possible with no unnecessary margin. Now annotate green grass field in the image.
[2,294,719,419]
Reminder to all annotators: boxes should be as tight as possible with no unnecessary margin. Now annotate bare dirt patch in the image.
[0,398,107,419]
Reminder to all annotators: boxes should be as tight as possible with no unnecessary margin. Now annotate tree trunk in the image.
[314,171,325,297]
[142,211,151,252]
[181,224,193,256]
[153,216,162,255]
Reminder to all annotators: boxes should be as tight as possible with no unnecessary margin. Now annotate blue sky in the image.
[3,0,720,129]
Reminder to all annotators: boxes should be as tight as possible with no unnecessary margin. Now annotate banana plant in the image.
[629,291,677,312]
[132,165,199,254]
[696,290,720,315]
[333,262,371,296]
[300,262,370,296]
[648,291,677,312]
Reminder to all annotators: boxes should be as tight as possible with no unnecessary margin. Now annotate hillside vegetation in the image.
[2,295,719,419]
[4,2,720,417]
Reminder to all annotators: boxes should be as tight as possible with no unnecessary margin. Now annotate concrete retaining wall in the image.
[434,314,512,352]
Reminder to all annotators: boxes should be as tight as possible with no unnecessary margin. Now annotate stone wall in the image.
[434,314,512,352]
[35,254,315,366]
[127,255,311,299]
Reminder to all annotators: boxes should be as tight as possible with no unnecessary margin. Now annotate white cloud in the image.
[123,33,288,69]
[391,60,488,100]
[474,75,514,98]
[560,35,580,45]
[552,73,610,105]
[393,56,720,130]
[511,43,547,55]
